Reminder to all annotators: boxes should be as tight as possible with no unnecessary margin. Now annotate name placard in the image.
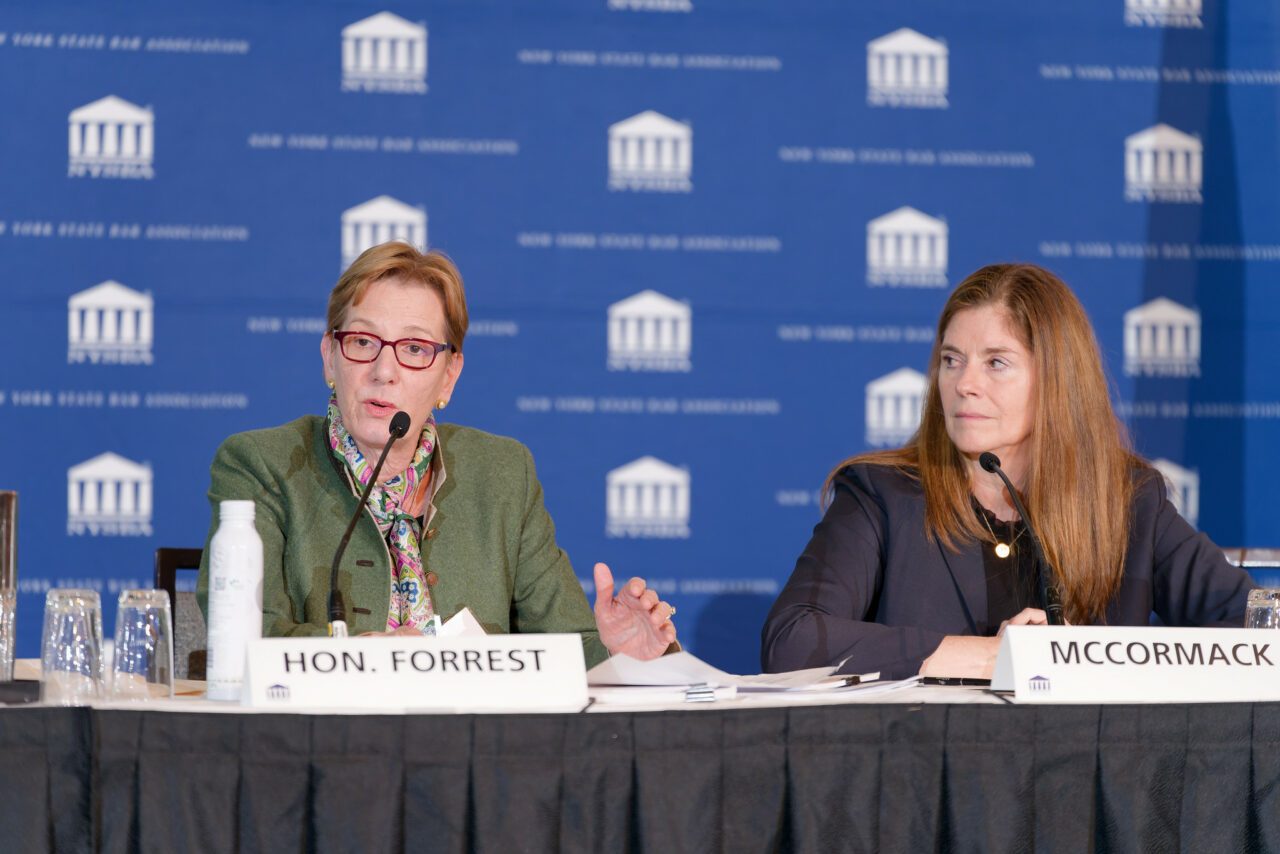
[992,626,1280,703]
[244,634,587,712]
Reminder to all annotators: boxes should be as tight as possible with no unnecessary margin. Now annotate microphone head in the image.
[389,411,412,439]
[979,452,1001,473]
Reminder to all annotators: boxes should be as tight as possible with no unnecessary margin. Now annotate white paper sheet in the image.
[435,607,488,639]
[589,685,740,706]
[587,650,840,690]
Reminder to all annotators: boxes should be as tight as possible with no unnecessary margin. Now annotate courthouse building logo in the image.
[607,290,692,373]
[606,457,691,539]
[67,453,154,537]
[1124,297,1200,377]
[867,28,948,109]
[1125,124,1203,203]
[865,368,927,446]
[68,95,154,179]
[68,281,154,365]
[1125,0,1202,28]
[341,11,428,93]
[1153,458,1200,527]
[608,111,692,193]
[341,196,427,269]
[867,207,948,287]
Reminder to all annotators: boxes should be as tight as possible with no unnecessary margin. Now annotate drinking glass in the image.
[40,589,103,705]
[1245,588,1280,629]
[0,589,14,681]
[110,589,174,701]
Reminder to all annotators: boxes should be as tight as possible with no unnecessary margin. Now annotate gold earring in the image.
[326,379,335,390]
[435,398,448,410]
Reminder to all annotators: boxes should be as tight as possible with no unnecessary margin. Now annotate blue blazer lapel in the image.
[935,538,985,633]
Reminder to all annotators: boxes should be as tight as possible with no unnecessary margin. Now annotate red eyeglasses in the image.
[332,330,455,370]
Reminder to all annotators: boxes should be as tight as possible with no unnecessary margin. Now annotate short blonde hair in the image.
[326,242,469,352]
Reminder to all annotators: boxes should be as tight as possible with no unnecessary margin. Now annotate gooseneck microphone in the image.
[978,452,1065,626]
[328,410,412,636]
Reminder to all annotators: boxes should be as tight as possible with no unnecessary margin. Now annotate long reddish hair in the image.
[829,264,1141,623]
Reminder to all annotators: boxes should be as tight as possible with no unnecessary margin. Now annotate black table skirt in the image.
[2,701,1278,853]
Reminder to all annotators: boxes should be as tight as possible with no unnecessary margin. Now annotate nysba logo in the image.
[1153,458,1200,527]
[867,28,948,109]
[1125,124,1202,204]
[607,290,691,373]
[606,457,690,539]
[866,368,927,447]
[68,281,154,365]
[608,0,692,10]
[67,453,153,537]
[342,12,427,94]
[608,111,692,193]
[68,95,154,179]
[1028,675,1051,693]
[341,196,427,269]
[1123,297,1200,377]
[867,207,948,287]
[1125,0,1202,28]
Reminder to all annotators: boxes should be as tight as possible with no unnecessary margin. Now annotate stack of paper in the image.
[586,652,897,707]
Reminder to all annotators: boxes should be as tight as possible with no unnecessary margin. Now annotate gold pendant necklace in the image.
[979,510,1024,559]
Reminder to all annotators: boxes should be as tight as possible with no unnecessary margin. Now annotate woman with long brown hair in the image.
[761,263,1253,679]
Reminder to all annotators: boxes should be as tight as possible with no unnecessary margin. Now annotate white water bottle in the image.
[206,500,263,701]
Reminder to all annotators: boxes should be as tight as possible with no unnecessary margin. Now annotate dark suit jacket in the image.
[761,463,1255,680]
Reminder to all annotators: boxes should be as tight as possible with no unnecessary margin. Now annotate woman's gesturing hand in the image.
[592,562,678,660]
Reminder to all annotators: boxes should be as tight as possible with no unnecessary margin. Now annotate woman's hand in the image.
[592,562,678,660]
[919,609,1051,679]
[998,607,1050,634]
[919,635,1001,679]
[358,625,424,638]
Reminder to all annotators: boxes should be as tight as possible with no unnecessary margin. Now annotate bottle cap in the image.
[218,500,256,522]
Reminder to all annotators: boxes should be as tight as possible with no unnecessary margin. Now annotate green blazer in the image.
[197,415,609,667]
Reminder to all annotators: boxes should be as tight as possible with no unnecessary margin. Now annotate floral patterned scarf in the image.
[326,396,437,632]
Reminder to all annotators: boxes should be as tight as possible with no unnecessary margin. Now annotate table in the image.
[1,676,1277,854]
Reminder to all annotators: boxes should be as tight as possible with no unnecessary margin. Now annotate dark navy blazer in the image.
[761,463,1255,680]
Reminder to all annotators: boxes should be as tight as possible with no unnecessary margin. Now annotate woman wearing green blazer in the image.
[197,242,677,667]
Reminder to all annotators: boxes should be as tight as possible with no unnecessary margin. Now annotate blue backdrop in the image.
[3,0,1280,672]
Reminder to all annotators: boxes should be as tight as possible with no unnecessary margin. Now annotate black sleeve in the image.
[761,467,946,679]
[1148,474,1255,628]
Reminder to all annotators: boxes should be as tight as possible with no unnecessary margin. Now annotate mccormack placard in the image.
[244,634,588,712]
[992,626,1280,703]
